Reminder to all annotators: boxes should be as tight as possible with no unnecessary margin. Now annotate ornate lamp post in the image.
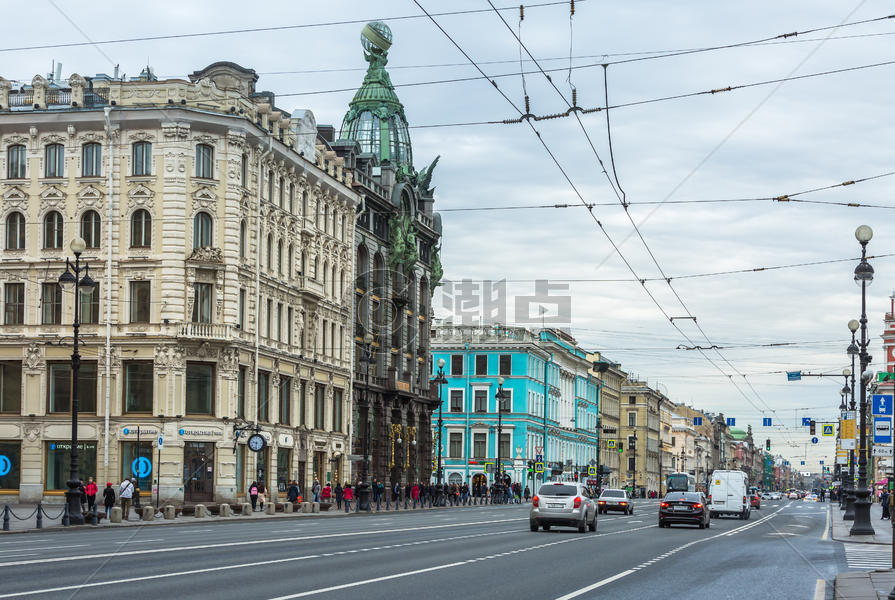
[58,237,96,526]
[844,322,860,518]
[495,377,508,504]
[357,333,375,512]
[431,358,447,507]
[851,225,875,536]
[839,370,850,510]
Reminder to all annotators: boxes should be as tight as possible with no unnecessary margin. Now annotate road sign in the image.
[842,439,856,449]
[534,462,544,473]
[588,466,597,476]
[131,456,152,478]
[535,454,543,462]
[873,446,894,457]
[693,417,703,426]
[157,435,164,449]
[873,394,894,416]
[589,459,597,466]
[819,460,824,465]
[535,446,544,454]
[802,417,812,427]
[606,440,616,450]
[873,417,893,444]
[787,371,802,381]
[0,455,10,477]
[762,418,772,427]
[836,454,849,465]
[726,418,736,427]
[811,437,819,444]
[485,463,496,474]
[879,372,895,383]
[841,419,856,440]
[822,424,834,437]
[800,461,805,466]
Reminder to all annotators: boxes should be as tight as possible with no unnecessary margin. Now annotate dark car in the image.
[659,492,710,529]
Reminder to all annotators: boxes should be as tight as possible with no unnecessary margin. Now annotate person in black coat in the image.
[102,483,116,519]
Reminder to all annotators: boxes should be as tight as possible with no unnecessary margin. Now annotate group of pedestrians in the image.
[73,476,141,520]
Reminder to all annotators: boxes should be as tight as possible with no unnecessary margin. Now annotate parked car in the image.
[530,482,597,533]
[659,492,711,529]
[598,488,634,514]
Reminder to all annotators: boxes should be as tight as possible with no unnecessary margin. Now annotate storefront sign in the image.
[178,428,222,437]
[121,426,159,437]
[0,455,10,477]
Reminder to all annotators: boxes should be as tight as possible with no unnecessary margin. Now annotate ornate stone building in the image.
[0,62,357,504]
[333,22,443,488]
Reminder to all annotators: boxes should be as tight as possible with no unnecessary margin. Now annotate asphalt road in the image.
[0,499,843,599]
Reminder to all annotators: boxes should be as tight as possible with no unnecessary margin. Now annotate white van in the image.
[708,470,750,519]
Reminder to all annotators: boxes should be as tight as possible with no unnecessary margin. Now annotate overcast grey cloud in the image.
[5,0,893,467]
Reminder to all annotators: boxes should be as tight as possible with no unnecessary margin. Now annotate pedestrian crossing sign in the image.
[606,440,616,449]
[822,424,834,437]
[588,466,597,476]
[535,462,544,473]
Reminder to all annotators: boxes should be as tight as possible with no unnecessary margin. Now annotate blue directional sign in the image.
[802,417,812,427]
[763,418,772,427]
[800,461,805,466]
[726,418,736,426]
[158,436,164,449]
[131,456,152,478]
[785,460,790,465]
[535,454,543,462]
[787,371,802,381]
[0,455,10,477]
[873,394,894,416]
[819,460,824,465]
[873,417,893,444]
[693,417,703,426]
[811,437,819,444]
[123,428,130,435]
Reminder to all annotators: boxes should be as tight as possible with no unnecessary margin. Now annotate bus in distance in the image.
[666,472,696,492]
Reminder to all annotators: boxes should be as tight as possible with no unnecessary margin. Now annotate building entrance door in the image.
[183,442,215,503]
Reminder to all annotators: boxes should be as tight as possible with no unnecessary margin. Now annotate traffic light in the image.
[766,439,771,451]
[617,443,624,453]
[810,420,816,435]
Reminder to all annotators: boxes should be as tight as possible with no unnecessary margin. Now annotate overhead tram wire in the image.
[413,0,775,422]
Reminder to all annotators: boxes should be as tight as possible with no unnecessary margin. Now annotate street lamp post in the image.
[839,371,851,510]
[495,377,508,504]
[58,237,96,526]
[851,225,875,536]
[431,358,447,507]
[357,333,374,512]
[845,323,860,519]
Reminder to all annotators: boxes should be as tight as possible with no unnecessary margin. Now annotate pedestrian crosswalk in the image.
[844,544,892,569]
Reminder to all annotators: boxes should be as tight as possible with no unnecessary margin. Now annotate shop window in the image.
[277,447,292,493]
[48,361,97,413]
[185,362,214,415]
[45,441,96,491]
[0,441,20,490]
[120,441,152,491]
[0,361,22,413]
[123,362,153,413]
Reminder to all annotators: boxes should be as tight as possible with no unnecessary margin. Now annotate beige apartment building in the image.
[619,378,668,496]
[589,352,625,489]
[0,63,358,504]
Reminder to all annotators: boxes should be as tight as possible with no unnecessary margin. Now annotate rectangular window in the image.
[240,154,248,187]
[195,144,213,179]
[627,412,636,427]
[628,435,637,450]
[79,284,100,324]
[279,376,292,425]
[120,441,152,490]
[298,380,306,426]
[450,354,463,376]
[3,283,24,325]
[474,389,487,413]
[41,282,61,325]
[628,456,636,472]
[82,143,101,177]
[628,395,636,404]
[287,307,293,345]
[7,145,25,179]
[238,288,246,330]
[45,442,96,491]
[499,354,511,376]
[44,144,64,178]
[449,389,463,412]
[0,441,20,489]
[237,366,246,419]
[129,281,150,323]
[48,361,97,413]
[266,299,272,339]
[314,383,325,430]
[123,361,153,413]
[132,141,152,176]
[0,362,22,413]
[332,388,343,432]
[192,283,213,323]
[475,354,487,375]
[449,432,462,458]
[258,371,270,422]
[277,303,283,341]
[473,433,486,459]
[185,362,214,415]
[499,433,511,460]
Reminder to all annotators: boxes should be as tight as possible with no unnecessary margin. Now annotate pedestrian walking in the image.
[343,481,354,512]
[257,480,267,511]
[312,478,322,503]
[334,482,343,510]
[372,479,382,511]
[287,480,300,504]
[249,481,259,511]
[882,490,890,520]
[118,478,135,520]
[322,482,332,505]
[85,477,98,511]
[524,486,531,502]
[102,482,115,519]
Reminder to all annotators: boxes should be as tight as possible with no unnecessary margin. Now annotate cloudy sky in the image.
[6,0,894,470]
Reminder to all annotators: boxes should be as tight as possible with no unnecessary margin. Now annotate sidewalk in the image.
[832,500,895,599]
[1,497,518,534]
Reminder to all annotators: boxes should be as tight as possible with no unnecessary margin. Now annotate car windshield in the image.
[664,492,702,502]
[539,484,577,497]
[600,490,625,498]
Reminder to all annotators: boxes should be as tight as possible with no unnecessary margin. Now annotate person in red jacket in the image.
[411,482,420,508]
[85,477,98,512]
[343,482,354,513]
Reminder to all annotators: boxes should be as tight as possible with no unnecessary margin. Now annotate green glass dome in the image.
[340,22,413,169]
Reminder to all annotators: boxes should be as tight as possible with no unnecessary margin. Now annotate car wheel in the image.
[589,515,597,531]
[530,521,539,532]
[745,510,750,521]
[578,518,586,533]
[705,519,710,529]
[658,520,664,528]
[543,524,550,531]
[629,508,634,516]
[699,521,705,529]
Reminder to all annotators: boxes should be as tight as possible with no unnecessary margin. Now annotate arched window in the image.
[5,212,25,250]
[193,212,213,248]
[278,177,284,208]
[6,145,26,179]
[288,183,294,213]
[82,143,102,177]
[131,210,151,248]
[239,220,247,258]
[322,260,329,294]
[266,233,273,270]
[277,240,283,275]
[331,264,337,298]
[302,190,308,218]
[81,210,101,249]
[322,205,328,235]
[195,143,214,179]
[43,211,63,249]
[356,246,369,290]
[45,143,64,178]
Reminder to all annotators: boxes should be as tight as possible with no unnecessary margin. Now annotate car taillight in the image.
[598,501,606,505]
[574,496,582,508]
[620,502,627,506]
[743,496,747,504]
[533,496,539,507]
[660,502,669,508]
[694,503,702,508]
[708,494,712,503]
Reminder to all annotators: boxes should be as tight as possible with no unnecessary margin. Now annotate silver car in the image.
[530,482,597,532]
[598,488,634,514]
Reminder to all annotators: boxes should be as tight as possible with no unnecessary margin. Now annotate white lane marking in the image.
[0,530,518,598]
[112,539,164,544]
[822,506,830,540]
[0,539,51,546]
[0,517,523,568]
[553,570,635,600]
[814,579,825,600]
[844,544,892,569]
[629,520,643,523]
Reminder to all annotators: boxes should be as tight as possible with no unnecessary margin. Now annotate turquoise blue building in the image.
[430,325,600,492]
